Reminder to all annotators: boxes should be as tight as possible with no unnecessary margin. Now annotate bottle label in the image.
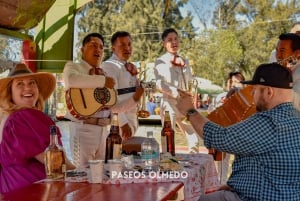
[62,164,66,174]
[45,149,66,180]
[113,144,122,159]
[161,136,167,154]
[142,150,159,159]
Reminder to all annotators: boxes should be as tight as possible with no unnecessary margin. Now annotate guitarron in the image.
[206,86,256,160]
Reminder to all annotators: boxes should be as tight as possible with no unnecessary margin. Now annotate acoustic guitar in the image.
[65,87,117,119]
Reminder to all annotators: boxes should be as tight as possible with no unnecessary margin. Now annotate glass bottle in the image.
[141,131,160,172]
[161,111,175,156]
[44,125,66,180]
[105,113,122,163]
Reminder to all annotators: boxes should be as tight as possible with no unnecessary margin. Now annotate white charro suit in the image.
[154,52,200,152]
[63,60,137,167]
[101,54,139,135]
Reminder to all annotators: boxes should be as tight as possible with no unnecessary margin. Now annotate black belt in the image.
[117,87,136,95]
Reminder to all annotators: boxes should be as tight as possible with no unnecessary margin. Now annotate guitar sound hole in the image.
[94,88,110,104]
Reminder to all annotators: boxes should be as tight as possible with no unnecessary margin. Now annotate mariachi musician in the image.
[63,33,143,168]
[154,28,200,153]
[101,31,143,139]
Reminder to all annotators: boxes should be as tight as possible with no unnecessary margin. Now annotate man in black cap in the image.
[176,63,300,201]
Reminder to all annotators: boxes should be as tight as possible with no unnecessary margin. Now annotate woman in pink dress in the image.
[0,63,75,193]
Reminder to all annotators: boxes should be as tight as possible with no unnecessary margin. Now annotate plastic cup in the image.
[87,160,104,183]
[121,155,135,169]
[107,160,123,179]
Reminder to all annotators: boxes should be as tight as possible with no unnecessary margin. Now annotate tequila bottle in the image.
[44,125,66,179]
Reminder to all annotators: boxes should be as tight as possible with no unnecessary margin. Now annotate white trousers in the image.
[120,112,138,136]
[69,121,109,168]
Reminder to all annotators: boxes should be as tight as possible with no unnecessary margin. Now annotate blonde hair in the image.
[0,79,45,119]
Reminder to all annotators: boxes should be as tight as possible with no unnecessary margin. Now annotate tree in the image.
[192,0,300,85]
[74,0,300,85]
[235,0,300,77]
[75,0,123,61]
[212,0,240,30]
[192,29,243,87]
[0,36,22,73]
[75,0,195,66]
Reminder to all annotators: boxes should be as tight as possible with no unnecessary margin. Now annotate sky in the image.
[180,0,217,32]
[181,0,300,32]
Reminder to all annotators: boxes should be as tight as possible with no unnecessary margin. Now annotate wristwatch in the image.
[186,108,198,118]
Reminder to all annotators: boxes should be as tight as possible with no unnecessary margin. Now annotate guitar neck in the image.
[117,87,136,95]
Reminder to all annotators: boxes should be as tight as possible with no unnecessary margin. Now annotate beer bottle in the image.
[105,113,122,163]
[161,111,175,156]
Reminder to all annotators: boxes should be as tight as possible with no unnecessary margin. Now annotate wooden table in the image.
[100,153,220,200]
[0,181,184,201]
[1,154,219,201]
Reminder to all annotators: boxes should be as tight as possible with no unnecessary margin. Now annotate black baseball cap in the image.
[241,63,293,89]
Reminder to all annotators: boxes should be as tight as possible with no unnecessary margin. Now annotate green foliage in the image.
[0,37,22,72]
[192,29,243,86]
[76,0,194,64]
[194,0,300,85]
[75,0,300,85]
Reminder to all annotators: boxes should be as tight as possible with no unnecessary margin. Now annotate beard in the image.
[256,96,268,112]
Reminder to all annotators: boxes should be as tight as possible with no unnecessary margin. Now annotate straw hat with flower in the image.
[0,63,56,100]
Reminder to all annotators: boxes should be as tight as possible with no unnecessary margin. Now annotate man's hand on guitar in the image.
[104,76,115,88]
[133,86,144,102]
[121,124,132,140]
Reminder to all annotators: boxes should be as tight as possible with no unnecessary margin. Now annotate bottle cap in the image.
[50,125,57,135]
